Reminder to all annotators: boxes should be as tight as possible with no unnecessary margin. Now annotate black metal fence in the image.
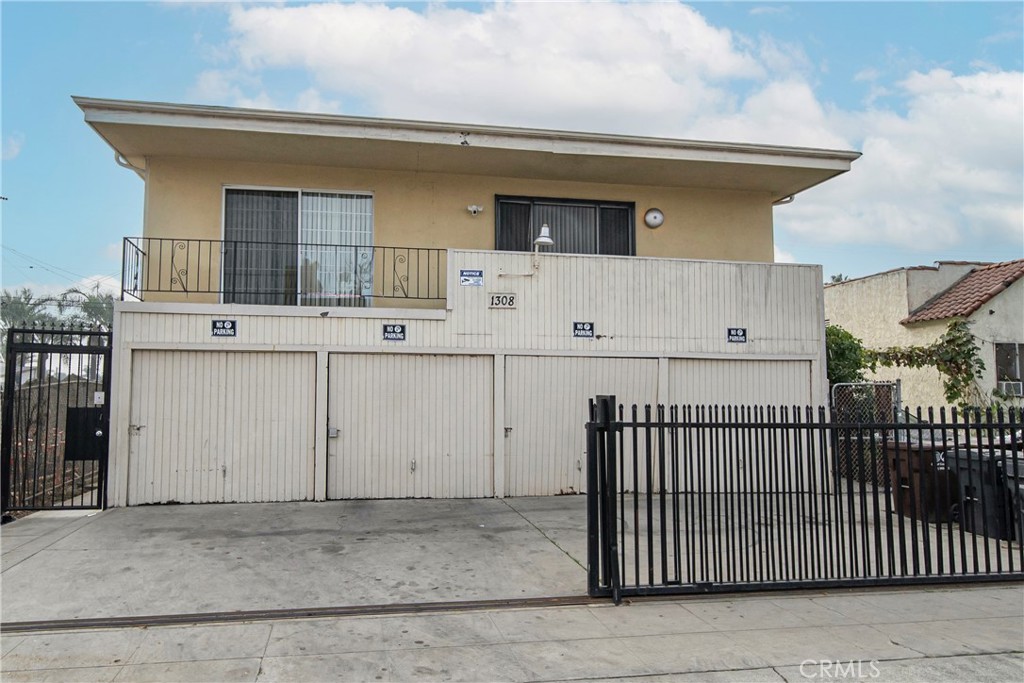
[587,396,1024,602]
[122,237,448,305]
[2,328,111,512]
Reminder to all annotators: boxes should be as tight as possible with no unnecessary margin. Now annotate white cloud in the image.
[190,69,274,109]
[749,6,788,17]
[780,68,1023,250]
[689,79,851,148]
[294,88,342,114]
[2,134,24,161]
[104,242,122,263]
[773,246,796,263]
[854,68,879,83]
[5,275,119,301]
[189,2,1022,260]
[204,2,764,134]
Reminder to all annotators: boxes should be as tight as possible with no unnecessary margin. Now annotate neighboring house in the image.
[825,260,1024,409]
[76,97,860,506]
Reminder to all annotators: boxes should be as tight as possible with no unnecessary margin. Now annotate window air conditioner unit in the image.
[998,381,1023,397]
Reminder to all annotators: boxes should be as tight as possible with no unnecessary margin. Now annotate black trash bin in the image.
[948,449,1020,541]
[886,439,958,522]
[999,454,1024,542]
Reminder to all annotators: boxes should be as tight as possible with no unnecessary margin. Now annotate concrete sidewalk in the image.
[1,498,588,623]
[1,585,1021,681]
[2,499,1022,681]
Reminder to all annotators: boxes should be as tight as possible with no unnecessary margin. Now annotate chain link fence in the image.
[831,382,901,483]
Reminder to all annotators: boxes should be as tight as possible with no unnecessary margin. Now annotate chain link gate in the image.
[2,328,112,513]
[831,382,901,483]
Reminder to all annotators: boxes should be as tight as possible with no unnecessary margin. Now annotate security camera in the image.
[467,205,484,216]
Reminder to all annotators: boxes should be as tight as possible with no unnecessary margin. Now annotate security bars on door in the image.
[587,396,1023,602]
[1,328,112,512]
[121,237,447,305]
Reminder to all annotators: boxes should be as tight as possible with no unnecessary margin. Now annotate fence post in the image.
[594,395,622,603]
[586,399,599,596]
[1,332,17,515]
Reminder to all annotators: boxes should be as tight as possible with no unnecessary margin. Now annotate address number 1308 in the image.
[489,293,517,309]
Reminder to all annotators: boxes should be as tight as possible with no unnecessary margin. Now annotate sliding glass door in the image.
[223,188,373,306]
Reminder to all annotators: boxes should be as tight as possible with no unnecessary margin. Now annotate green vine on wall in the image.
[865,319,986,409]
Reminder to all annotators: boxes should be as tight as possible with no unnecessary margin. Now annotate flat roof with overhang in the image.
[75,96,860,202]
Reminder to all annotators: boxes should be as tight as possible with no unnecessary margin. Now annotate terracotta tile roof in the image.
[902,259,1024,324]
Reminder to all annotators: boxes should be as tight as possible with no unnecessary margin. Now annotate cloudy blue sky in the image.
[2,1,1022,297]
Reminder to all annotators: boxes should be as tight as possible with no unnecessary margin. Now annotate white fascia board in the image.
[73,96,860,172]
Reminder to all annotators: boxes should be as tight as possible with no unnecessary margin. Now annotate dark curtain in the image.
[223,189,299,305]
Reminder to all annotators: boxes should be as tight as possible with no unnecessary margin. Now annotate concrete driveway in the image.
[1,497,589,623]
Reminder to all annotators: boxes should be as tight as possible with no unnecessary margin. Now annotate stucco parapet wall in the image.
[115,250,826,358]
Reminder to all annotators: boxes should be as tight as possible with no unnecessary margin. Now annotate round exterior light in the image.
[644,208,665,228]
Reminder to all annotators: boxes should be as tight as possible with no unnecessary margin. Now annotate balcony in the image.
[121,237,448,308]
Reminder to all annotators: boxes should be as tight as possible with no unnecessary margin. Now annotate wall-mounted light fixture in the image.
[533,223,554,250]
[467,205,485,216]
[499,223,556,277]
[644,208,665,228]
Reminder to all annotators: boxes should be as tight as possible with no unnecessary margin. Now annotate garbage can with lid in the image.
[947,449,1019,541]
[886,438,958,522]
[999,453,1024,542]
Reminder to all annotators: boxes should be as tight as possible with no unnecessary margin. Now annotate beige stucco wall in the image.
[905,263,978,311]
[967,277,1024,404]
[143,156,774,261]
[825,270,1024,409]
[824,270,949,409]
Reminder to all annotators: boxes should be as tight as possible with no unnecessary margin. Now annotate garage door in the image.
[667,359,815,494]
[504,356,659,496]
[128,351,316,505]
[327,354,493,499]
[668,359,812,406]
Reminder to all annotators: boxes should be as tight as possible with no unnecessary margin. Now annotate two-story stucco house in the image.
[825,260,1024,409]
[76,96,860,506]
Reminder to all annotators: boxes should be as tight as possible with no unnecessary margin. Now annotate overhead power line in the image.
[2,246,119,289]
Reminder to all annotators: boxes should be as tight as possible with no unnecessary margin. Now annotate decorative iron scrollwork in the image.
[169,240,190,292]
[392,252,409,297]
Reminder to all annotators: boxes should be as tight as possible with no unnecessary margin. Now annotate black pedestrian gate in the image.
[2,328,112,512]
[587,395,1024,602]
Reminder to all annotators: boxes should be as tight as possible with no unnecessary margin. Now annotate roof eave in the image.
[73,96,860,168]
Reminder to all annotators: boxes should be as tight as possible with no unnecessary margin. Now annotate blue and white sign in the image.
[383,324,407,341]
[727,327,748,343]
[460,269,484,286]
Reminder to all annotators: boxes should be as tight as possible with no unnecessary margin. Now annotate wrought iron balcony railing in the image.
[121,237,447,306]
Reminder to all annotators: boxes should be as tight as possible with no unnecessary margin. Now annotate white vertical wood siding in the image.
[110,252,827,505]
[127,351,315,504]
[668,359,813,407]
[668,359,818,494]
[504,356,659,496]
[327,354,493,499]
[117,251,825,362]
